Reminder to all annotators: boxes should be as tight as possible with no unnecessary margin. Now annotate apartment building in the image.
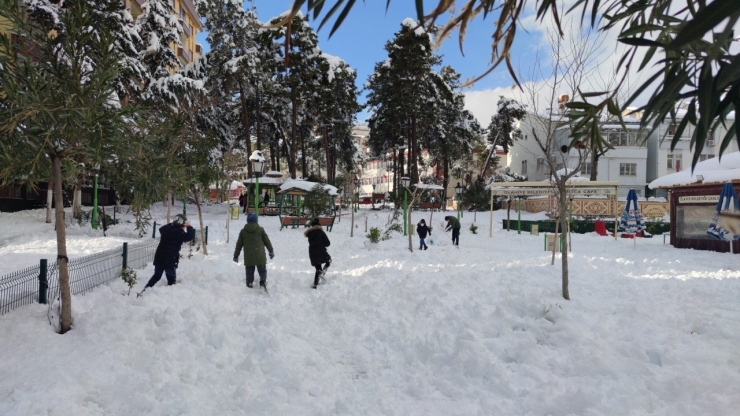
[123,0,203,65]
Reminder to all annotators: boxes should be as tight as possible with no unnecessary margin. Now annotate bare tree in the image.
[516,25,605,300]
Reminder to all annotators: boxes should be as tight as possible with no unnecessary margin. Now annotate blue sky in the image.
[196,1,552,126]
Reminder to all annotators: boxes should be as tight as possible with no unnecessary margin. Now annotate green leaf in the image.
[618,37,663,47]
[668,1,740,50]
[328,0,356,38]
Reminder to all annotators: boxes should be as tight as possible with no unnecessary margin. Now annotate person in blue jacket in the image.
[143,214,195,291]
[416,219,431,250]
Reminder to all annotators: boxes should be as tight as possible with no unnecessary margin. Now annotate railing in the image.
[0,240,158,316]
[177,46,192,63]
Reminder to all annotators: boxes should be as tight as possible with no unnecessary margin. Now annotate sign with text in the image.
[678,195,720,204]
[492,188,616,196]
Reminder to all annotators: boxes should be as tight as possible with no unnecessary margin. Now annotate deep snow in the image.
[1,203,739,415]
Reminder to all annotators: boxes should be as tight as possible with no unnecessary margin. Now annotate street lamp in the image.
[455,182,463,221]
[250,151,265,220]
[401,176,410,235]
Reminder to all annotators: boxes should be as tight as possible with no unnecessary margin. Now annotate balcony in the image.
[195,43,203,55]
[178,18,192,37]
[10,33,43,61]
[177,46,192,63]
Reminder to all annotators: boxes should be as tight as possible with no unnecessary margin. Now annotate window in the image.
[667,154,682,171]
[667,123,677,135]
[619,163,637,176]
[580,163,592,176]
[699,154,715,162]
[521,160,528,175]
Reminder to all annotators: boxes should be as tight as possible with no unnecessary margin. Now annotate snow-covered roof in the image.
[243,177,285,186]
[209,180,243,190]
[278,179,339,196]
[649,152,740,189]
[414,184,444,190]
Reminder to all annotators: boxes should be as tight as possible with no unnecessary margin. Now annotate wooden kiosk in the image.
[276,180,339,231]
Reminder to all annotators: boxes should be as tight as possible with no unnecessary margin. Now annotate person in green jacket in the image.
[444,215,461,248]
[233,213,275,289]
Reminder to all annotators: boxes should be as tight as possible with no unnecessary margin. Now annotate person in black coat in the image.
[143,214,196,291]
[416,219,431,250]
[304,218,332,289]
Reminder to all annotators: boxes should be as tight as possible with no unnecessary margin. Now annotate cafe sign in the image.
[678,195,720,204]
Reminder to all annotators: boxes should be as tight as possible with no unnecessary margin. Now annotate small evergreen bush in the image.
[367,227,381,243]
[121,267,137,296]
[469,223,478,234]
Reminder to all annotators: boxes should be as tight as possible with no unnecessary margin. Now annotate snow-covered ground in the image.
[1,204,739,415]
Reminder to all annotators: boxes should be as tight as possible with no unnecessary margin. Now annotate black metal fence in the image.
[0,240,158,315]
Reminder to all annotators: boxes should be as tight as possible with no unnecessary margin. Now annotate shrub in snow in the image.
[120,268,137,296]
[469,223,478,234]
[366,227,381,244]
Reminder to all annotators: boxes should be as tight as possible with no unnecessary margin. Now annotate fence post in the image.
[38,259,48,304]
[152,221,157,239]
[122,242,128,270]
[205,226,208,245]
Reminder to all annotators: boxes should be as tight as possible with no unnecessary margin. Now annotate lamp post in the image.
[401,176,410,235]
[455,182,463,221]
[250,151,265,220]
[351,177,360,237]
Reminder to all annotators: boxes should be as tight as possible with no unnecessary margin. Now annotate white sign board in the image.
[492,188,616,196]
[678,195,720,204]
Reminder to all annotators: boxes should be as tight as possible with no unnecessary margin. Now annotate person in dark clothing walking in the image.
[263,190,270,204]
[416,219,431,250]
[143,214,196,291]
[444,215,461,248]
[233,212,274,289]
[304,218,331,289]
[239,192,247,214]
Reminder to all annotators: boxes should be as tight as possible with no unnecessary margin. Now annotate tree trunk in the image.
[52,155,72,334]
[558,186,570,300]
[551,215,559,265]
[45,180,53,223]
[192,185,208,256]
[166,191,172,224]
[290,95,298,179]
[323,125,332,183]
[411,116,418,183]
[256,84,262,151]
[590,152,600,181]
[239,82,253,177]
[507,199,511,231]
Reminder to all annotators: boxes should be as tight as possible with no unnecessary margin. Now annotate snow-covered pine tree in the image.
[480,97,527,179]
[260,11,323,179]
[313,53,361,183]
[365,19,442,186]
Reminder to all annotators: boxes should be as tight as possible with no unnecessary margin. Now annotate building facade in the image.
[123,0,203,66]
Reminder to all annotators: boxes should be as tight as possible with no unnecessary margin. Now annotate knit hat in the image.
[172,214,187,227]
[247,212,258,223]
[311,218,320,226]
